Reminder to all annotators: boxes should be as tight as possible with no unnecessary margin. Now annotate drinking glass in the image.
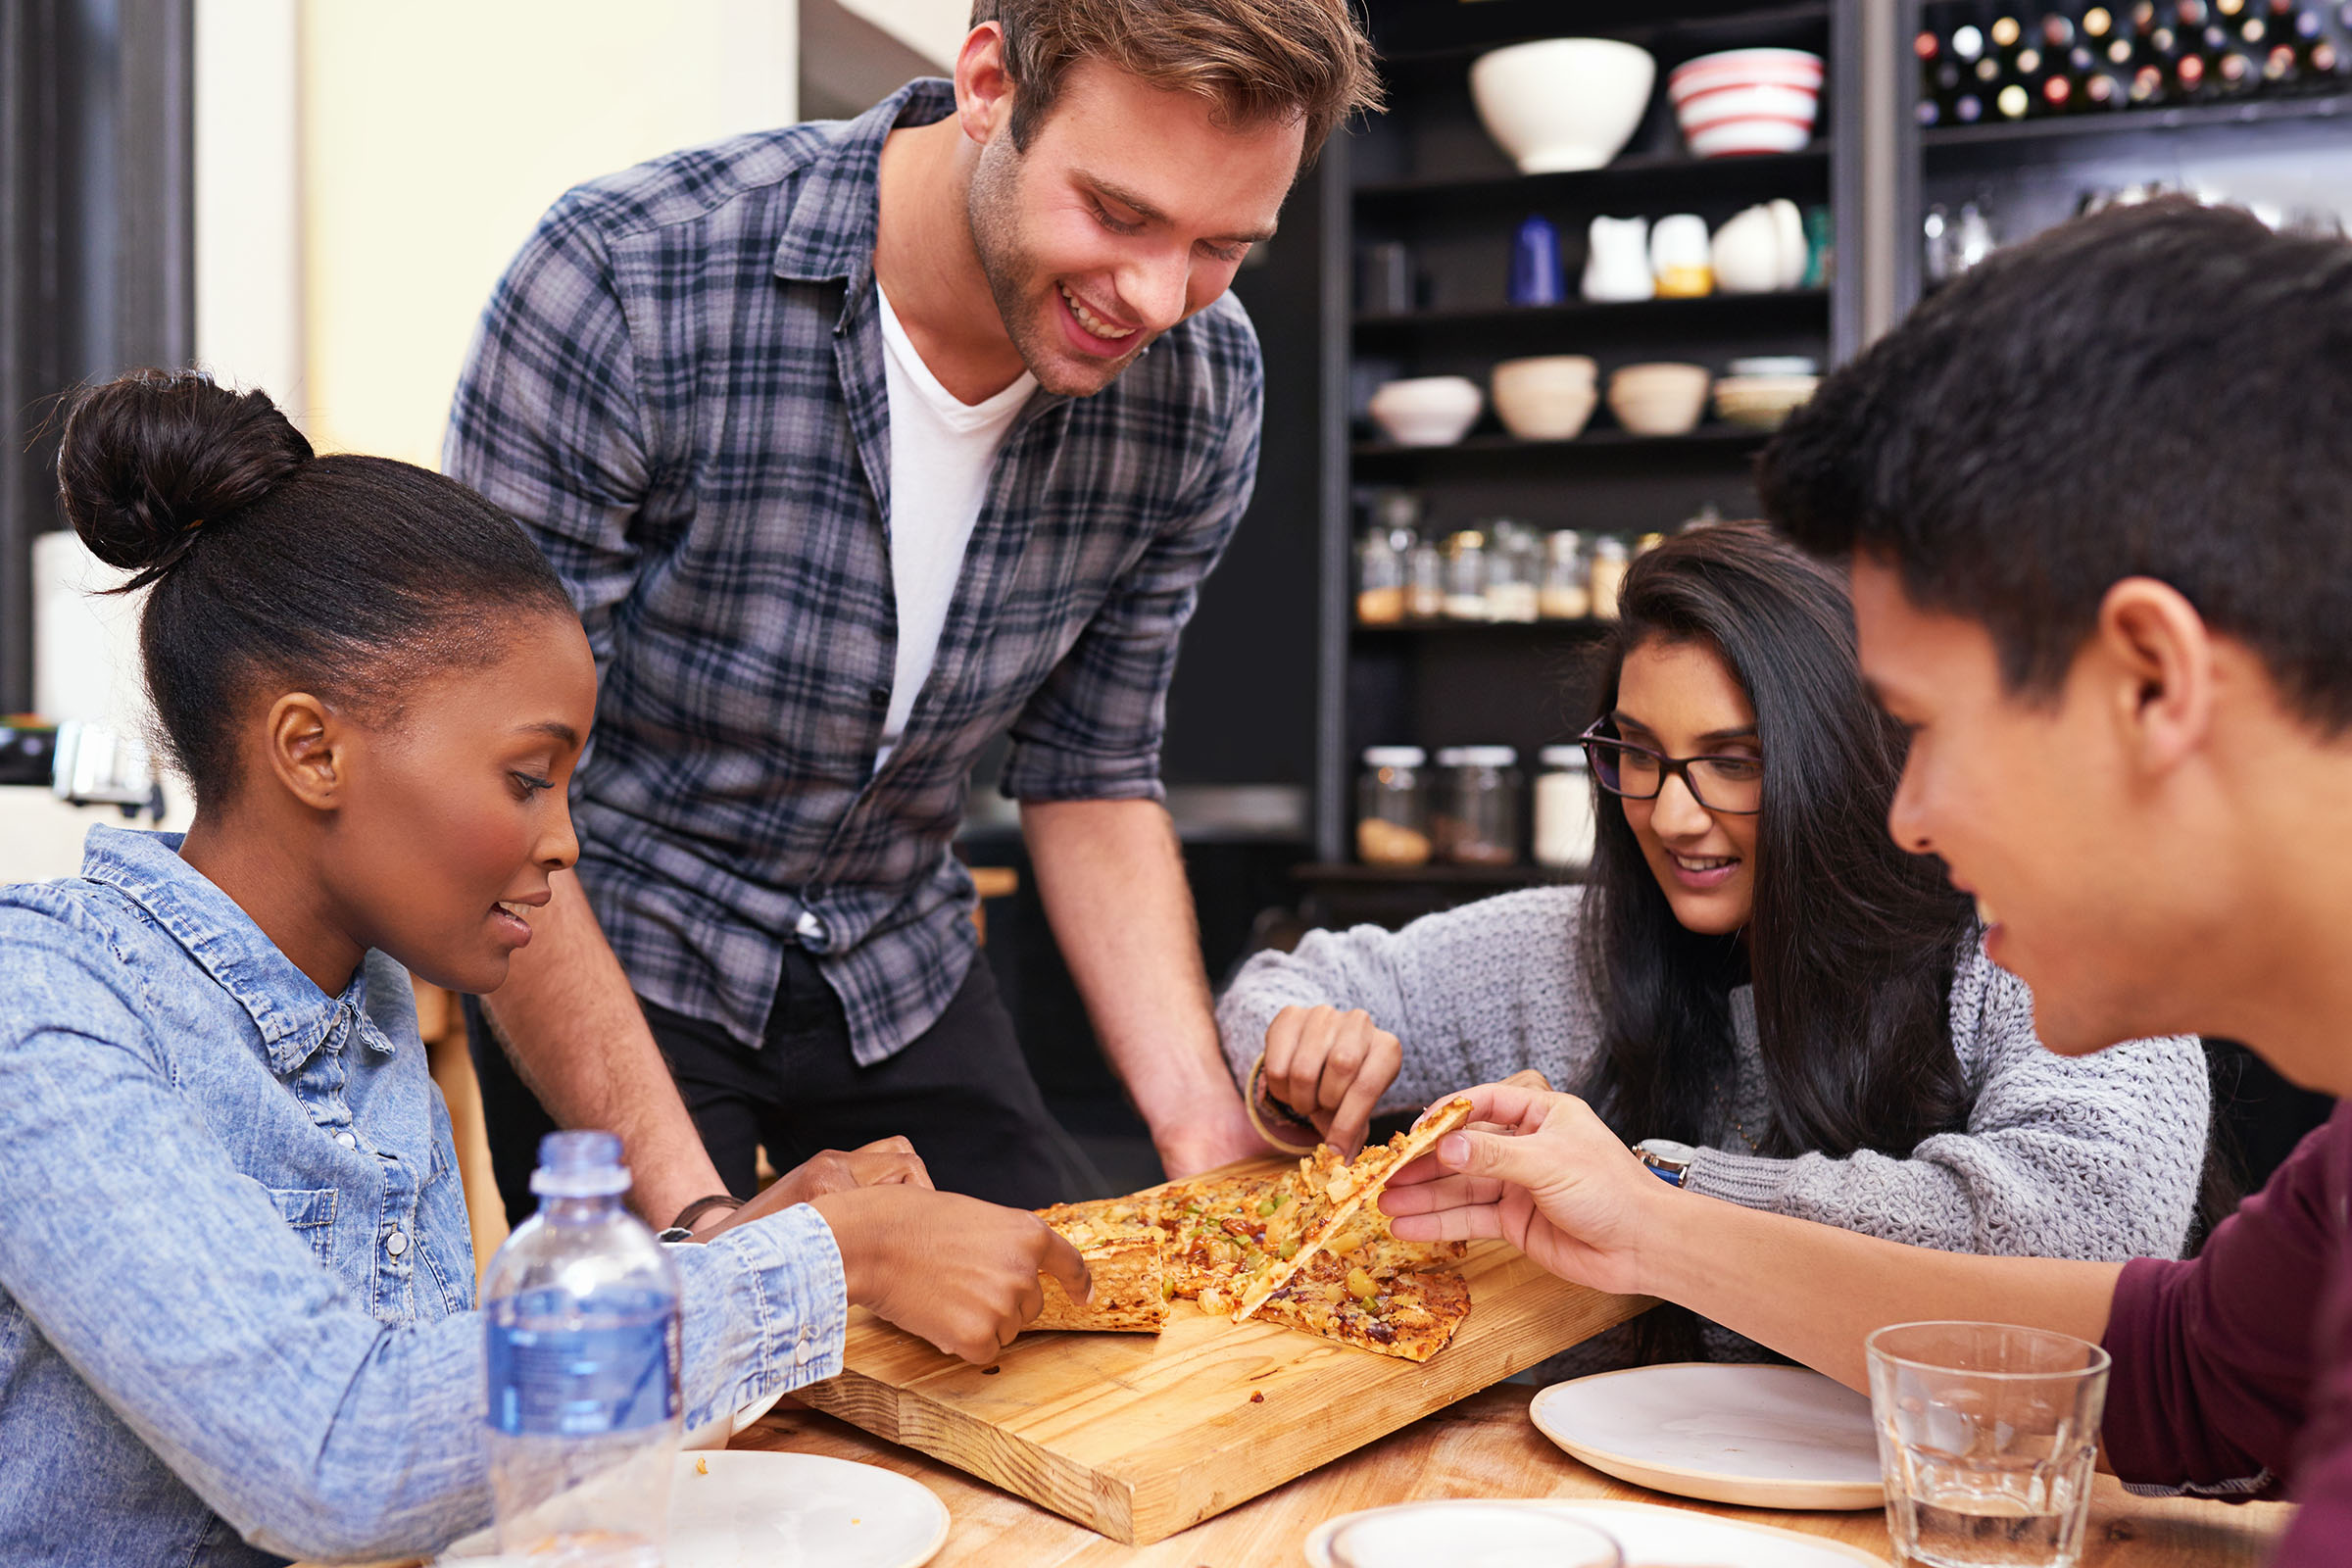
[1328,1502,1622,1568]
[1867,1321,2110,1568]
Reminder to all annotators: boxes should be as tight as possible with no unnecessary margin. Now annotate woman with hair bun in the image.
[0,369,1086,1565]
[1219,521,2216,1370]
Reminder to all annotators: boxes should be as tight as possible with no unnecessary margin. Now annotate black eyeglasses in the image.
[1579,719,1764,815]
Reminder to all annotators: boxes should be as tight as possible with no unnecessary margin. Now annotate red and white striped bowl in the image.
[1669,48,1822,158]
[1667,47,1826,101]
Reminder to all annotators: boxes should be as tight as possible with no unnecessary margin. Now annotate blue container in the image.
[1509,216,1565,307]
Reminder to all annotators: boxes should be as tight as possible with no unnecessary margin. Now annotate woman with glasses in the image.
[1215,521,2213,1369]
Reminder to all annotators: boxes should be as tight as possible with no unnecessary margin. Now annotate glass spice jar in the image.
[1589,536,1631,620]
[1356,527,1405,624]
[1533,744,1597,872]
[1434,745,1521,866]
[1539,529,1590,619]
[1407,537,1446,619]
[1356,746,1433,866]
[1485,520,1541,623]
[1444,530,1490,620]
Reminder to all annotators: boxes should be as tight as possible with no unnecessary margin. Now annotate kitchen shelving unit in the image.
[1306,0,1872,895]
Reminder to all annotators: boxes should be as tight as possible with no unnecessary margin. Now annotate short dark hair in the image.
[970,0,1382,160]
[1760,199,2352,732]
[55,368,576,807]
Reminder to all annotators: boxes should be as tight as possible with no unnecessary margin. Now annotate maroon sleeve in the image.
[2099,1106,2347,1499]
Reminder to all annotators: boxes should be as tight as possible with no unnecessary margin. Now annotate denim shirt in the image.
[0,828,848,1566]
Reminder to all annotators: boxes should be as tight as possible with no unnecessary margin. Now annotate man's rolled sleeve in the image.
[1000,369,1262,803]
[669,1205,849,1431]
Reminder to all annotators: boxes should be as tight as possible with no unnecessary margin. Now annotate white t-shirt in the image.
[872,282,1036,770]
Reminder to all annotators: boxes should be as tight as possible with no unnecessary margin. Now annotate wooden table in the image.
[734,1385,2293,1568]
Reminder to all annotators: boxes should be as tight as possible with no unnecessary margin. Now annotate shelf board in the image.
[1352,144,1829,211]
[1351,615,1615,636]
[1353,290,1830,345]
[1352,424,1774,466]
[1292,860,1567,887]
[1923,90,2352,154]
[1373,0,1829,67]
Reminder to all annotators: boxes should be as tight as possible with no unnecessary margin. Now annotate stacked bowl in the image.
[1668,48,1824,158]
[1492,356,1599,441]
[1712,356,1820,430]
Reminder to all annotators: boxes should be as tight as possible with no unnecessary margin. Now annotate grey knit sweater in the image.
[1215,886,2210,1371]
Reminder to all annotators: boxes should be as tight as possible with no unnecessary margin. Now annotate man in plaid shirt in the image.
[446,0,1380,1228]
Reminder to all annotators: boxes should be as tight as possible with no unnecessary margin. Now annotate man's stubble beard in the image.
[965,136,1144,399]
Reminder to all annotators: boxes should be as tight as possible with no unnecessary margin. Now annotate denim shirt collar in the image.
[77,824,392,1072]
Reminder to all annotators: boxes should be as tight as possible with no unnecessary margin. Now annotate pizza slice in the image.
[1031,1195,1167,1333]
[1253,1253,1472,1362]
[1152,1172,1291,1315]
[1231,1096,1476,1323]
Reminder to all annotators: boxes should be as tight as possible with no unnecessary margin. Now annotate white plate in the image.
[439,1451,949,1568]
[1303,1497,1887,1568]
[669,1451,948,1568]
[1530,1362,1884,1511]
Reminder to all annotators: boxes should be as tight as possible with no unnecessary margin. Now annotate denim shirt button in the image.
[793,1339,813,1367]
[335,1131,358,1150]
[384,1230,410,1257]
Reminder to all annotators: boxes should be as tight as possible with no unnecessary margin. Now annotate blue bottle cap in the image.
[530,1130,633,1198]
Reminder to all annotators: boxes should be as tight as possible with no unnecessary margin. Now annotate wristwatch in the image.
[1633,1138,1698,1188]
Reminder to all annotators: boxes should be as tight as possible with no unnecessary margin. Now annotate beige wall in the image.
[213,2,800,468]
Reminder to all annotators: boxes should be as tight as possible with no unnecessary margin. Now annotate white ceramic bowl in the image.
[1608,363,1711,437]
[1471,38,1657,174]
[1712,372,1820,429]
[1369,375,1484,447]
[1493,356,1600,441]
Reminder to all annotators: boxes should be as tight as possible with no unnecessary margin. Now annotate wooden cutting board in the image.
[797,1157,1652,1544]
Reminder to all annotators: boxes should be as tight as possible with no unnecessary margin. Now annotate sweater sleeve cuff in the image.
[1683,1146,1796,1209]
[668,1203,849,1432]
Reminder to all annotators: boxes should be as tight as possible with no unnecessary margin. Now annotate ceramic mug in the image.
[1583,215,1652,303]
[1648,213,1712,298]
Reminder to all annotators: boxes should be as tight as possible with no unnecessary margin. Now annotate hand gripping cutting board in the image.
[797,1156,1652,1544]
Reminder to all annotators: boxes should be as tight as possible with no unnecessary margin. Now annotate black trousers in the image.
[466,947,1103,1225]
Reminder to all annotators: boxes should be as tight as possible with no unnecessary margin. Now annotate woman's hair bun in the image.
[55,368,314,586]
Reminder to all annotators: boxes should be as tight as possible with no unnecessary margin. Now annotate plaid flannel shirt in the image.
[446,80,1264,1063]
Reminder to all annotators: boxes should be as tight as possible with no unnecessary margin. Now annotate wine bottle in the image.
[2127,1,2177,100]
[2173,0,2215,96]
[1946,20,1990,119]
[1916,26,1945,124]
[2078,7,2130,103]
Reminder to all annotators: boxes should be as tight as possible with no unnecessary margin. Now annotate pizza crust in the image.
[1032,1199,1169,1334]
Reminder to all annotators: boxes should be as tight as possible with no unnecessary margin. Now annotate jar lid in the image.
[1433,746,1469,766]
[1454,745,1519,767]
[1540,745,1589,768]
[1362,745,1427,767]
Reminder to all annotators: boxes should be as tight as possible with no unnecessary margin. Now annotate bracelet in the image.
[1244,1054,1323,1156]
[669,1194,745,1234]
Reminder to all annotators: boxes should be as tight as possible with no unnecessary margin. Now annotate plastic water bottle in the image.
[483,1131,682,1566]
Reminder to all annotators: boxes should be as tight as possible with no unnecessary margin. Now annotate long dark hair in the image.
[55,368,573,808]
[1580,522,1976,1158]
[1576,523,1976,1362]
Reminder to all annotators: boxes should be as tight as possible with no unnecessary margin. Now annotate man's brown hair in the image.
[969,0,1383,160]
